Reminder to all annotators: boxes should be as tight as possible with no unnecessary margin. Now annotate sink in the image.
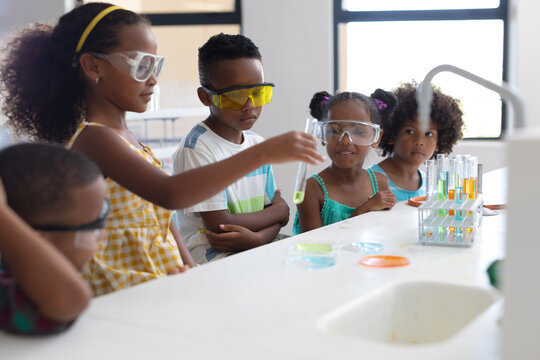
[319,281,500,345]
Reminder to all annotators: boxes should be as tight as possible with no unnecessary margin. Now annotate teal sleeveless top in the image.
[292,169,379,235]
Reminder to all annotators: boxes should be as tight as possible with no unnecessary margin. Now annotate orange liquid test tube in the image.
[448,189,455,215]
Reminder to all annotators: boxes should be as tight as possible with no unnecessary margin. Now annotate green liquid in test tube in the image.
[293,191,305,204]
[293,118,318,204]
[437,156,449,218]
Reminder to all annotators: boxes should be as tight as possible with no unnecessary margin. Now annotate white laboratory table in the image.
[1,174,506,359]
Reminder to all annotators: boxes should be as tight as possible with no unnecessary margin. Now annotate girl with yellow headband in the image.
[0,2,324,296]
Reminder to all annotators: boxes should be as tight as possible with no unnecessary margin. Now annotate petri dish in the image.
[295,243,333,254]
[286,255,337,269]
[287,243,337,270]
[340,241,383,254]
[359,255,410,268]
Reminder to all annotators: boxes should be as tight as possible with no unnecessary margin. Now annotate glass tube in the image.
[425,159,437,200]
[466,156,478,200]
[293,118,319,204]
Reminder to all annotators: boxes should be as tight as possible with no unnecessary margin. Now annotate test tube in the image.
[448,158,458,216]
[466,156,478,200]
[437,156,449,201]
[425,159,437,201]
[293,118,319,204]
[477,163,483,195]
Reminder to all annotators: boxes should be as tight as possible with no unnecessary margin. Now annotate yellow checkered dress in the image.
[68,122,183,296]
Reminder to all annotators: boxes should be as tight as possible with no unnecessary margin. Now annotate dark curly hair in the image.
[0,142,102,224]
[0,2,147,144]
[198,33,262,88]
[378,82,464,157]
[308,89,397,126]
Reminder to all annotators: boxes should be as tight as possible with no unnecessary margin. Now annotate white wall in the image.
[503,1,540,359]
[0,0,70,148]
[512,0,540,129]
[0,0,67,39]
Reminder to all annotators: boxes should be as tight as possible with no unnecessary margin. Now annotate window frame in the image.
[139,0,241,27]
[332,0,509,139]
[76,0,242,28]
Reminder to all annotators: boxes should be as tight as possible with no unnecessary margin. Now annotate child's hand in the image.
[206,224,262,253]
[352,190,396,216]
[258,132,325,165]
[271,189,290,226]
[167,265,190,275]
[367,190,396,211]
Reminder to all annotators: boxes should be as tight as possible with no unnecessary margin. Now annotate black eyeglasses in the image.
[32,199,110,232]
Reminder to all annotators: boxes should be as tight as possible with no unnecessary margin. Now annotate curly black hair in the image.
[0,142,101,224]
[308,88,397,125]
[0,2,147,144]
[198,33,262,88]
[378,82,464,157]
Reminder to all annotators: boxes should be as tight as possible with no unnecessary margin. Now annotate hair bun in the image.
[309,91,331,120]
[371,88,397,113]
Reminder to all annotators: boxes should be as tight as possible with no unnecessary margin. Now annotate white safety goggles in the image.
[91,51,164,82]
[319,120,380,146]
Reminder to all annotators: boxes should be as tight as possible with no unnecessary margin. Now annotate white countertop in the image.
[1,198,506,359]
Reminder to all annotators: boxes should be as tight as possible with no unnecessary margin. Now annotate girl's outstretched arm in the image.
[72,126,324,210]
[295,176,324,233]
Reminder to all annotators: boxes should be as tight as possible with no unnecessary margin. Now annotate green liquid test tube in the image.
[293,118,318,204]
[293,190,305,204]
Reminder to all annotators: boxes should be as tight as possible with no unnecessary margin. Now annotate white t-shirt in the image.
[172,122,276,264]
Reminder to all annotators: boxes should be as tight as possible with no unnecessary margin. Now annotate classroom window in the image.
[342,0,500,11]
[335,0,507,139]
[109,0,236,13]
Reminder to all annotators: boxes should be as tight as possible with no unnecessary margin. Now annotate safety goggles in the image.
[33,199,110,232]
[319,120,380,146]
[202,83,275,110]
[91,51,164,82]
[32,199,110,250]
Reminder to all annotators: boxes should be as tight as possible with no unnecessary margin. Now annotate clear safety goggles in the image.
[202,83,275,110]
[319,120,381,146]
[32,199,110,249]
[91,51,164,82]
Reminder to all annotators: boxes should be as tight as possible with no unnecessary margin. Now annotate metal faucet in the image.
[416,64,525,135]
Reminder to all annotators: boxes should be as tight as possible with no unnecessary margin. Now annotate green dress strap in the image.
[366,168,379,196]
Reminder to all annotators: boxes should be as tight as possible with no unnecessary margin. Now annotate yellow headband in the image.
[75,5,124,53]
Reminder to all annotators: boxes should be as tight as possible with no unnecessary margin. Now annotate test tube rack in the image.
[418,194,483,247]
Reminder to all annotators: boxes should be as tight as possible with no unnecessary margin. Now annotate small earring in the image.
[95,77,100,85]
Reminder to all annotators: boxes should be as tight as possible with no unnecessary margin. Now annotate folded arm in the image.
[199,190,289,233]
[206,223,282,253]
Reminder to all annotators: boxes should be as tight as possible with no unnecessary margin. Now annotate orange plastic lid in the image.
[360,255,410,268]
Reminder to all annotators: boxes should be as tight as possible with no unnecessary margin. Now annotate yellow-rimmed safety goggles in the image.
[202,83,275,110]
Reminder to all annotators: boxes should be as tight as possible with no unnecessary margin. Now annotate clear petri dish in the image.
[359,255,410,268]
[287,243,337,270]
[295,243,333,254]
[339,241,383,254]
